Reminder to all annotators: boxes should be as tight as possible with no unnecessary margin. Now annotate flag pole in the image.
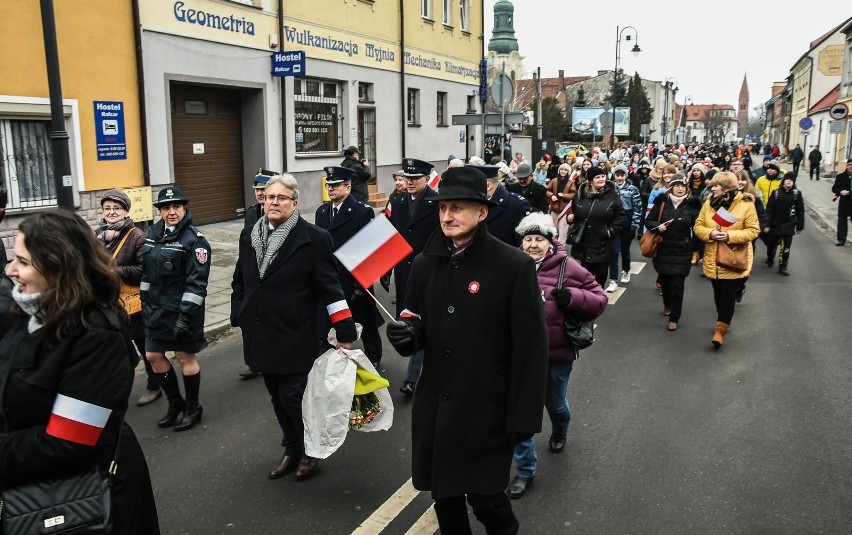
[366,289,396,322]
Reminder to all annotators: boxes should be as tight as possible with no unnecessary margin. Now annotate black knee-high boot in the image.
[156,365,186,428]
[175,372,203,432]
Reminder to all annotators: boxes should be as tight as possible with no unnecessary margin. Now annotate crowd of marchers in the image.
[1,137,850,535]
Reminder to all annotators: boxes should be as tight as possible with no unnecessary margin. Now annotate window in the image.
[358,82,374,103]
[407,88,420,125]
[0,120,57,208]
[421,0,432,20]
[460,0,470,31]
[293,77,342,154]
[442,0,452,25]
[184,100,208,115]
[467,95,476,113]
[437,91,447,126]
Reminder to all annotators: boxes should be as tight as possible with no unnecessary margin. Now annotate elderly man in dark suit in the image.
[386,165,548,535]
[387,158,439,396]
[315,166,384,367]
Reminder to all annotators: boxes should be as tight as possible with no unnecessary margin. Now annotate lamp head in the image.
[631,44,641,56]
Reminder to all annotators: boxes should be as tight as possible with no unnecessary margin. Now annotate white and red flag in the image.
[712,206,740,227]
[46,394,112,446]
[335,215,414,288]
[427,169,441,190]
[557,201,573,222]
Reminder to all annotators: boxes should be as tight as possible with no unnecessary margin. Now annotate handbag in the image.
[716,241,748,272]
[566,198,596,246]
[639,201,665,258]
[557,257,595,350]
[111,231,142,316]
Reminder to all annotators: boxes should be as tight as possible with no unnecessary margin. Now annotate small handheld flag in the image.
[427,169,441,190]
[712,206,740,227]
[335,215,413,290]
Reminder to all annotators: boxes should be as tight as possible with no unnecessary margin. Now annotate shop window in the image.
[407,88,420,126]
[184,100,208,115]
[0,120,57,208]
[437,91,447,126]
[294,77,342,155]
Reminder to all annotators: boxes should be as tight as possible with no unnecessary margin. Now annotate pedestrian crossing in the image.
[350,479,437,535]
[606,261,648,304]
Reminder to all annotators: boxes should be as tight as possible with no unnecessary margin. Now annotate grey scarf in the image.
[12,286,44,333]
[251,211,299,278]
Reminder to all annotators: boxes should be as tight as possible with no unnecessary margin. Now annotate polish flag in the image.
[427,169,441,190]
[557,201,573,222]
[712,206,740,227]
[326,300,353,323]
[46,394,112,446]
[400,309,421,320]
[335,215,414,288]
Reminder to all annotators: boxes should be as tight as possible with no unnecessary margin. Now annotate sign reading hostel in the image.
[272,51,306,77]
[93,101,127,161]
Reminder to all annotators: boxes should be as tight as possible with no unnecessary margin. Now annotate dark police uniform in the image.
[141,211,211,353]
[245,169,276,229]
[486,184,531,246]
[315,167,384,365]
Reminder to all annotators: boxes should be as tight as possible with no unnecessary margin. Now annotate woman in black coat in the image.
[566,167,627,286]
[0,211,159,534]
[645,177,700,330]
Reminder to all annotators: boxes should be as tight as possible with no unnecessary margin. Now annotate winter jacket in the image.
[790,147,804,164]
[614,180,642,230]
[755,173,783,205]
[535,243,607,362]
[340,155,371,204]
[831,171,852,215]
[546,173,577,213]
[808,149,822,165]
[765,186,804,236]
[507,181,549,214]
[693,192,761,279]
[569,181,628,265]
[645,194,701,277]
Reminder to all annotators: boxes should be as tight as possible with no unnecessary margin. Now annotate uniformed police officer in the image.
[388,158,439,396]
[315,166,384,367]
[244,168,277,230]
[142,186,211,432]
[474,164,532,246]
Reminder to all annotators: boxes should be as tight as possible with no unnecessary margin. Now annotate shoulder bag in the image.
[557,257,595,350]
[716,241,748,272]
[111,231,142,316]
[566,198,596,246]
[639,200,665,258]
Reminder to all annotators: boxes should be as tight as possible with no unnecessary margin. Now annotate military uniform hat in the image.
[154,186,189,207]
[465,164,500,179]
[254,168,277,188]
[402,158,434,177]
[325,166,355,185]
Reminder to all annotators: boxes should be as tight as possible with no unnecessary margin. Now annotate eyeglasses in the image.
[266,194,295,203]
[102,206,126,212]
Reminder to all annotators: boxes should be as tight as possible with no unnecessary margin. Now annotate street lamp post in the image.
[612,26,640,150]
[662,77,678,146]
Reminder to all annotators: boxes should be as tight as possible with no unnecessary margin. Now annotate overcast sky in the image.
[485,1,848,115]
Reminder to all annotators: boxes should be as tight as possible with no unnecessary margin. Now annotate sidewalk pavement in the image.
[776,163,840,240]
[199,211,316,338]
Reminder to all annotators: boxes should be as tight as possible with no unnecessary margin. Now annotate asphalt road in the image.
[128,212,852,534]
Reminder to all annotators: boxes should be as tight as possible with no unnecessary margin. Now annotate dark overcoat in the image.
[506,181,549,213]
[485,184,531,246]
[765,187,804,236]
[315,194,383,331]
[401,223,548,498]
[831,171,852,215]
[645,194,701,277]
[569,181,627,265]
[230,217,357,374]
[0,309,160,534]
[244,203,263,229]
[387,187,439,315]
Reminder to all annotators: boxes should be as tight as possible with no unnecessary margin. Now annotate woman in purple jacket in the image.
[506,213,608,499]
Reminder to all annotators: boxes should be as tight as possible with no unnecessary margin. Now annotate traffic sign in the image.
[799,117,813,130]
[829,103,849,121]
[829,121,844,134]
[490,74,514,108]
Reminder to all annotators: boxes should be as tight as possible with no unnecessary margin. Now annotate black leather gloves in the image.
[551,288,571,309]
[174,314,191,338]
[387,320,417,356]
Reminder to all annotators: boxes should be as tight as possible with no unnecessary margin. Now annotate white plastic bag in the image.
[302,347,394,459]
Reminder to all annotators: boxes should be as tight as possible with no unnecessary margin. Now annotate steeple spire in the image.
[488,0,519,54]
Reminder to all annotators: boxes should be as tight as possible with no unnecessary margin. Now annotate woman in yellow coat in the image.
[693,171,760,348]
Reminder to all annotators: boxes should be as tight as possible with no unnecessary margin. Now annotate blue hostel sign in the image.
[94,101,127,160]
[272,51,306,77]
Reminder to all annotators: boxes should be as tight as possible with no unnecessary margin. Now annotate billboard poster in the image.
[571,107,630,136]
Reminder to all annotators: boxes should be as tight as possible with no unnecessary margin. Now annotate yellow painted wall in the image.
[0,0,143,190]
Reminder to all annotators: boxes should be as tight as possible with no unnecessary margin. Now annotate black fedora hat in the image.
[430,166,496,206]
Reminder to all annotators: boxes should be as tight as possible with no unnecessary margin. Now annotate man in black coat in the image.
[340,146,371,203]
[478,165,531,246]
[231,174,357,482]
[315,166,384,367]
[764,173,805,275]
[831,158,852,246]
[507,162,548,214]
[790,144,804,174]
[808,145,822,181]
[386,165,548,535]
[387,158,439,396]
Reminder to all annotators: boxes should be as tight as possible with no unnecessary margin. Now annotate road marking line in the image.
[351,478,421,535]
[607,286,626,304]
[403,504,439,535]
[630,261,647,274]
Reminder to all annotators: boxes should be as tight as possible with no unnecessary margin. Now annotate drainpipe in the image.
[399,0,406,160]
[131,0,151,185]
[279,0,288,171]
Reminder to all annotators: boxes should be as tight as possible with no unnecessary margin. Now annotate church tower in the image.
[738,74,749,137]
[486,0,524,84]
